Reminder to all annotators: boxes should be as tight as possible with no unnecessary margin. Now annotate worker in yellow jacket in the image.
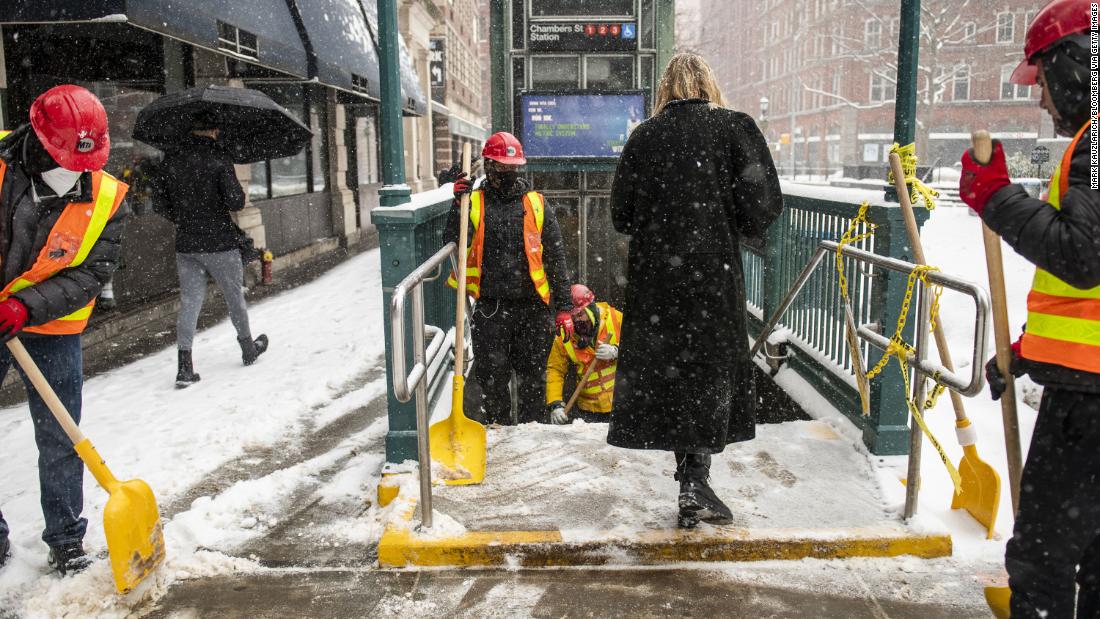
[546,285,623,424]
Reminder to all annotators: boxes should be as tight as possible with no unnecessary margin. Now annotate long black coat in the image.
[607,99,783,453]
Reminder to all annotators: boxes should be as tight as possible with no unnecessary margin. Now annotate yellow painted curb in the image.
[376,494,952,568]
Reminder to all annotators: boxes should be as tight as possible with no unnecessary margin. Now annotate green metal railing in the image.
[373,192,457,463]
[743,186,928,455]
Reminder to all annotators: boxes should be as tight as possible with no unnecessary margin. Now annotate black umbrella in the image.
[133,85,313,164]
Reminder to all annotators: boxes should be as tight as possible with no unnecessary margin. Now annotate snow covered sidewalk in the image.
[0,249,392,618]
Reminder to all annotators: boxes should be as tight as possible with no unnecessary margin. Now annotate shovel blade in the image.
[103,478,166,593]
[951,444,1002,539]
[428,378,486,485]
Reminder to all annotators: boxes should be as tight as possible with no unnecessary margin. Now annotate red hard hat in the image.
[30,85,110,172]
[570,284,595,316]
[1011,0,1092,85]
[482,132,526,165]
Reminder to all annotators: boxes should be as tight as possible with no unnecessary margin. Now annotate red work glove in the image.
[556,311,574,341]
[452,176,472,198]
[0,299,28,342]
[959,141,1011,216]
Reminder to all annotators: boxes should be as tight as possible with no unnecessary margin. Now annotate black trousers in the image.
[471,298,553,425]
[1007,387,1100,618]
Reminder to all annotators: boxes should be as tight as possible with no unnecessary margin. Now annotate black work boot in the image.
[176,349,201,389]
[239,334,269,366]
[0,537,9,568]
[675,452,734,528]
[48,543,91,576]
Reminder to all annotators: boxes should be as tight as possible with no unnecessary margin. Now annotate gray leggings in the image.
[176,250,251,351]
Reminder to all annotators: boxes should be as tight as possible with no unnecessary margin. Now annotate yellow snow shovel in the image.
[7,338,165,593]
[429,143,486,485]
[888,149,1001,538]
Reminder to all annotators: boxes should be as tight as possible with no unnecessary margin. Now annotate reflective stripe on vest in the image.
[0,155,127,336]
[446,189,550,303]
[1020,118,1100,373]
[562,303,622,396]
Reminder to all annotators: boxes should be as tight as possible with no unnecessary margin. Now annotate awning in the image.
[295,0,380,98]
[360,0,428,117]
[0,0,310,79]
[449,116,489,142]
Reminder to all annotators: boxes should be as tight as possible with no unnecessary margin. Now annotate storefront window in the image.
[246,83,310,199]
[310,108,326,193]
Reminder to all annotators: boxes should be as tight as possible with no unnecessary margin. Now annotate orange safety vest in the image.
[1019,118,1100,374]
[562,302,622,405]
[0,133,127,336]
[446,189,551,304]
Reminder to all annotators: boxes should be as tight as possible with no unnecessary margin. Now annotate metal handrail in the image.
[751,240,991,396]
[752,239,991,520]
[389,242,458,529]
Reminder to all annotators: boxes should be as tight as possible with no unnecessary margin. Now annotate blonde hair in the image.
[654,53,727,114]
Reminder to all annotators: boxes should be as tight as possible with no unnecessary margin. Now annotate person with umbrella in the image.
[151,110,268,387]
[0,85,127,574]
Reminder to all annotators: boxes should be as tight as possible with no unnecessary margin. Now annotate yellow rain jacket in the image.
[545,302,622,414]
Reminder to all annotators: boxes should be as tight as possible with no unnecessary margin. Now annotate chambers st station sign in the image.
[528,22,638,52]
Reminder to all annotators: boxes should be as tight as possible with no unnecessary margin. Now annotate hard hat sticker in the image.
[77,137,96,153]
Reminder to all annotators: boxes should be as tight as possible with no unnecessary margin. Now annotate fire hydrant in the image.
[261,250,274,285]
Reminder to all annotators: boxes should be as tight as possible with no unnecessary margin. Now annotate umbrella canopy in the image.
[133,85,313,164]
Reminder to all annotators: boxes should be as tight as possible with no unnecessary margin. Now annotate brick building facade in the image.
[687,0,1058,179]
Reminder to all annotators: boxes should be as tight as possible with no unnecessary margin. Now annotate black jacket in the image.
[984,127,1100,392]
[607,100,783,452]
[0,126,127,327]
[443,177,572,311]
[153,135,245,254]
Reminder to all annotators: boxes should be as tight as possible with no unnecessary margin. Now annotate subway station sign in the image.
[528,22,638,51]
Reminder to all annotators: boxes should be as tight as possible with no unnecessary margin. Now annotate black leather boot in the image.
[47,542,92,576]
[675,452,733,528]
[239,334,269,366]
[176,349,201,389]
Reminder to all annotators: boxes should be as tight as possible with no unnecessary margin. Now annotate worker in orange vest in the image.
[0,86,127,576]
[443,132,573,425]
[959,1,1099,615]
[546,284,622,424]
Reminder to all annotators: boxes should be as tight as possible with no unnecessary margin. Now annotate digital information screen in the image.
[519,92,646,159]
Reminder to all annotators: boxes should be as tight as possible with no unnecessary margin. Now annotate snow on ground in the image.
[765,205,1036,571]
[0,249,389,617]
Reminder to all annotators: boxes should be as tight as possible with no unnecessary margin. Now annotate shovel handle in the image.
[887,152,969,424]
[565,360,598,415]
[6,337,86,447]
[971,129,1023,513]
[453,144,473,378]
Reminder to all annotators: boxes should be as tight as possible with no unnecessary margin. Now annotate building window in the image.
[247,84,316,200]
[869,70,896,103]
[864,20,881,49]
[953,64,970,101]
[1025,10,1037,29]
[997,12,1014,44]
[963,22,976,43]
[1001,64,1031,99]
[217,21,259,60]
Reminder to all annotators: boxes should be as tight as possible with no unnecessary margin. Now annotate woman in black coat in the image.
[608,53,783,528]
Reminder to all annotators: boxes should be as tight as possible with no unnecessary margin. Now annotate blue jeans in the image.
[0,335,86,549]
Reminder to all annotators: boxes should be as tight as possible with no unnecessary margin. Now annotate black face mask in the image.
[487,169,519,191]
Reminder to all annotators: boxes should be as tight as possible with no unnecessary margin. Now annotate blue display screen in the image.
[519,93,646,159]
